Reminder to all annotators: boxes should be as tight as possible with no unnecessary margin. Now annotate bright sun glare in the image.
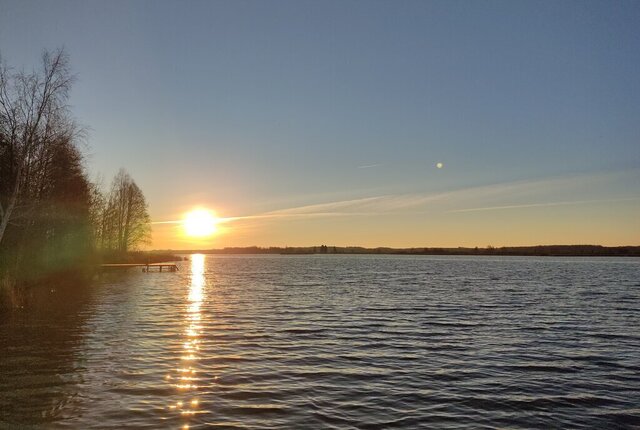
[184,209,218,237]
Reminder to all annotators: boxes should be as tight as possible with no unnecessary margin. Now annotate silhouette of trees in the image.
[0,49,97,282]
[0,49,76,246]
[0,50,151,294]
[93,169,150,253]
[33,138,93,271]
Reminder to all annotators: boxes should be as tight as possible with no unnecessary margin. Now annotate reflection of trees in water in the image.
[0,282,95,427]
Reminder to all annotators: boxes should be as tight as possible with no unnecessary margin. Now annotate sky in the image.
[1,0,638,248]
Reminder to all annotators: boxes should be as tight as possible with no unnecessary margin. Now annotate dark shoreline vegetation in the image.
[0,50,154,310]
[164,244,640,257]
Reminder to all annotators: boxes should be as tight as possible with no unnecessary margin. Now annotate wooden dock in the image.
[100,263,179,272]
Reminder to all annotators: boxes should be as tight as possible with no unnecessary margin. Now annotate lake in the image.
[1,255,639,429]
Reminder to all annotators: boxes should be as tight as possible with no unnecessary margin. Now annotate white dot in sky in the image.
[436,162,443,169]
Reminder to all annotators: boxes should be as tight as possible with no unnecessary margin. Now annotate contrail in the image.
[449,197,640,213]
[151,211,366,225]
[151,171,639,224]
[357,163,382,169]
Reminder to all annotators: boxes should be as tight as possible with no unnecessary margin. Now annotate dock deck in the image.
[100,263,179,272]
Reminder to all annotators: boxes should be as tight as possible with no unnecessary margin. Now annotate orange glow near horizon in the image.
[183,209,218,238]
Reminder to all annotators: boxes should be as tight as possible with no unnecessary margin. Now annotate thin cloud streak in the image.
[152,171,637,225]
[449,197,640,213]
[152,211,367,225]
[251,173,606,218]
[357,163,382,169]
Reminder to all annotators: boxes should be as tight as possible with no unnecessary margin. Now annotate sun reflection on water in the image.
[167,254,207,427]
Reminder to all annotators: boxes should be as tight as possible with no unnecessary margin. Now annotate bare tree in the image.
[103,169,151,253]
[0,49,75,246]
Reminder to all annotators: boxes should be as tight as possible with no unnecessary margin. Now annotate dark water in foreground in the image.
[1,255,639,429]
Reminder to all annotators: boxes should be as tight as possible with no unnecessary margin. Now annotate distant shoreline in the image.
[151,245,640,258]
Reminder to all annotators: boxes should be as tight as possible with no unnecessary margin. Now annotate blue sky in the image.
[1,0,638,247]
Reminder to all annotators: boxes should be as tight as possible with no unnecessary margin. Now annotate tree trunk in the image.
[0,166,22,246]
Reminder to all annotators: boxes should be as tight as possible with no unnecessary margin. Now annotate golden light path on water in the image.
[166,254,207,429]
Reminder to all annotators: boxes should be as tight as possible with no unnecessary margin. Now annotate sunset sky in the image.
[1,0,638,249]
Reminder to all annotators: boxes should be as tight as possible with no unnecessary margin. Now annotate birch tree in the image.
[0,49,75,246]
[103,169,151,252]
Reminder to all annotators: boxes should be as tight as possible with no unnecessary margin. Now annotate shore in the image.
[155,245,640,257]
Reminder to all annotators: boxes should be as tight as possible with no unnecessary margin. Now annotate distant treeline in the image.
[163,245,640,257]
[0,49,151,305]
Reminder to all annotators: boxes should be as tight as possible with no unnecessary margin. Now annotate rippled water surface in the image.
[1,255,640,429]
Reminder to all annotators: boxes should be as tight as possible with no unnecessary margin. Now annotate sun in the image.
[183,209,218,237]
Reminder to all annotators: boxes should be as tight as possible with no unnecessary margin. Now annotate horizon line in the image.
[145,243,640,252]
